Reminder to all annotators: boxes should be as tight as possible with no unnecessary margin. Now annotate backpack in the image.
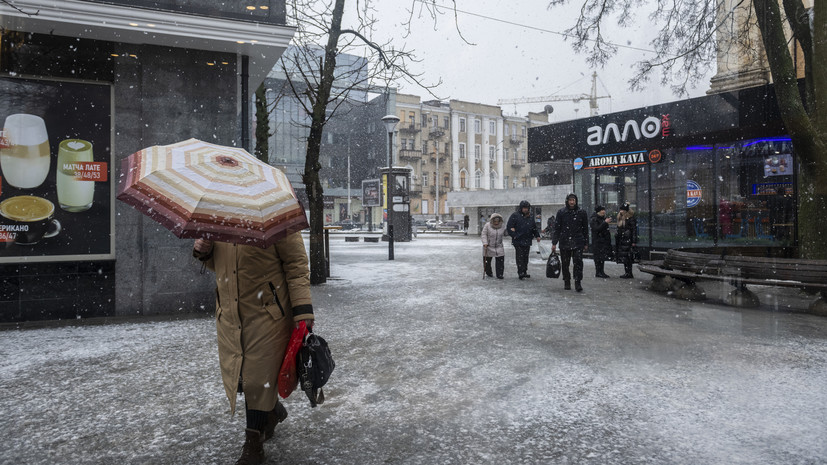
[296,331,335,407]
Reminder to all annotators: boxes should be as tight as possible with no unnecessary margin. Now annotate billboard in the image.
[0,77,114,263]
[362,178,381,207]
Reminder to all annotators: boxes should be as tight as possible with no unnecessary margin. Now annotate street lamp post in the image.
[381,114,400,260]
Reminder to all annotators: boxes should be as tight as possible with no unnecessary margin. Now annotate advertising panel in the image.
[361,178,380,207]
[0,77,114,263]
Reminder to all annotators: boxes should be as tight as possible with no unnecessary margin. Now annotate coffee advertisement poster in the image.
[0,77,113,263]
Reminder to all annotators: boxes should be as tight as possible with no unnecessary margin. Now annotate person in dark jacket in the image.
[551,193,589,291]
[615,203,638,278]
[506,200,541,279]
[589,205,612,278]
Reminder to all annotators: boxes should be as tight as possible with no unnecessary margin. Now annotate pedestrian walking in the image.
[481,213,506,279]
[590,205,612,278]
[463,214,470,235]
[506,200,541,279]
[551,193,589,292]
[615,203,638,278]
[193,233,315,465]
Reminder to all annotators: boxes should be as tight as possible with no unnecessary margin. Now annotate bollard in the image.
[388,224,394,260]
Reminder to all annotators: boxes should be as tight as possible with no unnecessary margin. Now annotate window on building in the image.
[475,169,482,188]
[460,170,467,188]
[443,175,450,188]
[521,126,526,136]
[505,124,510,136]
[490,170,496,188]
[489,121,496,134]
[504,176,509,189]
[489,146,495,160]
[459,143,466,158]
[423,172,429,186]
[422,200,429,215]
[474,144,481,160]
[474,119,481,133]
[422,114,428,126]
[422,141,427,153]
[459,118,466,133]
[443,116,449,128]
[408,111,415,124]
[513,178,518,188]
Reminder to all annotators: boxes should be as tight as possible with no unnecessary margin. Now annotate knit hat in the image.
[595,205,605,213]
[619,203,630,211]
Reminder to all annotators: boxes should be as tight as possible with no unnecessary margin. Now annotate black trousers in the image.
[484,256,505,277]
[560,248,584,282]
[514,245,531,276]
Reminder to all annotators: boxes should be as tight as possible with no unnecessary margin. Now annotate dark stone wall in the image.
[112,44,238,318]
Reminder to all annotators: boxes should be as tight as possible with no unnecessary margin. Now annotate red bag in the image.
[278,321,309,399]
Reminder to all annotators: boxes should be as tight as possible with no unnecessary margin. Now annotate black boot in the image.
[564,280,571,290]
[236,429,265,465]
[575,281,583,292]
[263,401,288,441]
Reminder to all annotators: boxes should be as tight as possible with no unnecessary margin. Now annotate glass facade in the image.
[574,137,796,250]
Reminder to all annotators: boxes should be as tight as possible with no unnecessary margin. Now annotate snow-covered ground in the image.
[2,235,826,464]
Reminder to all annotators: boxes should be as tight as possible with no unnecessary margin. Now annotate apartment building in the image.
[394,94,543,221]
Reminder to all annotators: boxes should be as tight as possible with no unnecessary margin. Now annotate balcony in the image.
[509,135,525,145]
[429,185,451,195]
[409,185,422,196]
[398,149,422,160]
[398,122,420,133]
[428,126,446,138]
[429,150,450,162]
[511,159,526,168]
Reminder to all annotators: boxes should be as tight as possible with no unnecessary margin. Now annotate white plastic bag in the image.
[537,242,552,260]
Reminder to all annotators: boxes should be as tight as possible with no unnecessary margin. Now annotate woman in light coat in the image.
[194,232,314,465]
[481,213,506,279]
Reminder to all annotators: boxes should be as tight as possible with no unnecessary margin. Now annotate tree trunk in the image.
[754,0,827,259]
[303,0,346,284]
[254,83,269,163]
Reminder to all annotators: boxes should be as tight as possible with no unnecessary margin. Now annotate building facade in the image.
[393,94,544,221]
[0,0,294,322]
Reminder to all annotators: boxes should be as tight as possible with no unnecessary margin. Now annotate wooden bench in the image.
[638,249,827,314]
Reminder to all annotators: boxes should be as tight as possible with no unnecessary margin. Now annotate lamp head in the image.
[381,114,400,133]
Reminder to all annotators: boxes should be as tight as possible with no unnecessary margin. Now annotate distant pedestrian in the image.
[551,193,589,292]
[193,234,315,465]
[615,203,638,278]
[506,200,541,279]
[481,213,506,279]
[542,216,554,239]
[590,205,612,278]
[463,214,470,235]
[479,214,486,233]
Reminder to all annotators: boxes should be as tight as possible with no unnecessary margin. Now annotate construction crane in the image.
[497,72,611,117]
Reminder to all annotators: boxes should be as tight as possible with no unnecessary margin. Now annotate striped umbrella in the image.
[116,138,308,248]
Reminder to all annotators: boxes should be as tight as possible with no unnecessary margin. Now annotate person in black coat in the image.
[506,200,541,279]
[615,203,638,278]
[589,205,612,278]
[551,193,589,291]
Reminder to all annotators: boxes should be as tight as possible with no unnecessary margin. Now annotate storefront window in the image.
[718,137,795,246]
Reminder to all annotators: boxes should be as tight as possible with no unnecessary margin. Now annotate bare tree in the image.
[544,0,826,259]
[279,0,438,284]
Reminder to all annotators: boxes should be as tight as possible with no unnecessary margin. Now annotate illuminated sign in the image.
[578,151,648,169]
[573,158,584,170]
[586,114,671,146]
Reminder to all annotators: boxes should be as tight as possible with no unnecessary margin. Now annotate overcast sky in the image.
[362,0,713,122]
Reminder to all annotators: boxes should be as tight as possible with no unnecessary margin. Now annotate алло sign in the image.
[572,114,671,170]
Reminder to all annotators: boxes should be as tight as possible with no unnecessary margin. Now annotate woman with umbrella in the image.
[194,234,315,465]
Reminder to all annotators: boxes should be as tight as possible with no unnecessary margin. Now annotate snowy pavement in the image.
[1,235,826,464]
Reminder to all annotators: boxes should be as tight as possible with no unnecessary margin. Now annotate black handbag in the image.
[296,331,335,407]
[546,253,561,279]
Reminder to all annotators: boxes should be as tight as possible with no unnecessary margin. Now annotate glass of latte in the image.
[0,114,51,189]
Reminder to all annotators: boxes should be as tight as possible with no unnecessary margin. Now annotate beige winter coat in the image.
[194,232,314,414]
[481,213,506,257]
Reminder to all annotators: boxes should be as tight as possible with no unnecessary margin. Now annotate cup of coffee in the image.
[0,195,61,245]
[0,114,51,189]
